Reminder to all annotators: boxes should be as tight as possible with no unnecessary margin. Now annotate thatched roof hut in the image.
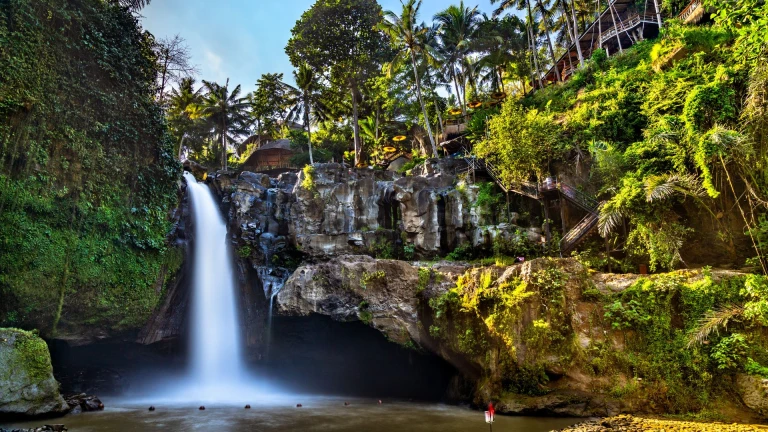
[241,139,297,175]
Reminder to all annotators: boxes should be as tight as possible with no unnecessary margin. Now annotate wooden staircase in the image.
[460,157,600,255]
[462,157,540,199]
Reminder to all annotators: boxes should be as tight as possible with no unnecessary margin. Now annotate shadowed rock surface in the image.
[0,329,68,418]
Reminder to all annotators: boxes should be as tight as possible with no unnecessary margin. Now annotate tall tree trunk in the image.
[158,51,169,104]
[222,119,227,171]
[598,0,603,54]
[568,0,585,67]
[537,0,562,82]
[178,135,186,161]
[526,1,544,88]
[436,105,445,142]
[410,50,437,158]
[350,85,362,166]
[497,65,505,93]
[257,119,262,148]
[462,56,477,96]
[304,92,314,165]
[652,0,663,27]
[452,70,466,117]
[424,71,445,141]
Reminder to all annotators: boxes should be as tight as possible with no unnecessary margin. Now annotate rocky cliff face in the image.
[130,163,768,420]
[214,163,542,264]
[157,163,541,357]
[0,329,68,418]
[274,256,766,419]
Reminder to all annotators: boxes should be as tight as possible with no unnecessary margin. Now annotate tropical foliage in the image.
[0,0,181,334]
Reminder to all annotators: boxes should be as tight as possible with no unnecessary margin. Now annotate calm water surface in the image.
[1,397,581,431]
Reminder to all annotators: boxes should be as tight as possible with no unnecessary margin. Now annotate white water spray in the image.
[183,171,245,399]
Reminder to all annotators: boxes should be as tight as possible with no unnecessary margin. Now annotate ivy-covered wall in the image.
[0,0,182,338]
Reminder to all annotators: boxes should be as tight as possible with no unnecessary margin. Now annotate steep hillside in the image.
[0,0,181,340]
[477,18,768,273]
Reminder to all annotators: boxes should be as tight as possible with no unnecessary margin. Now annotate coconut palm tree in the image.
[434,2,482,116]
[379,0,438,158]
[535,0,563,82]
[113,0,151,10]
[167,77,204,160]
[553,0,584,68]
[196,79,250,170]
[285,63,330,165]
[474,15,527,93]
[490,0,544,88]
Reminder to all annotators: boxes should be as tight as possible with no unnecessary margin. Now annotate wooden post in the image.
[543,200,552,243]
[609,4,624,54]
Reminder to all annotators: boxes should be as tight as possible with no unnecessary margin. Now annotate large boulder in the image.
[0,329,68,418]
[735,374,768,418]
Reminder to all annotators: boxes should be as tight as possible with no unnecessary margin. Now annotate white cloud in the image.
[203,49,226,83]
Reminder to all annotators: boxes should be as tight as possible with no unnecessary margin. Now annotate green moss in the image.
[360,270,386,289]
[358,301,372,325]
[300,165,318,197]
[1,328,53,384]
[416,267,434,293]
[237,245,253,258]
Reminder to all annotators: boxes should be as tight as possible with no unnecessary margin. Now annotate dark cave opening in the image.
[259,314,459,401]
[47,314,459,402]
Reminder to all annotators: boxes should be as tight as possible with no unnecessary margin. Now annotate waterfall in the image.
[183,172,245,398]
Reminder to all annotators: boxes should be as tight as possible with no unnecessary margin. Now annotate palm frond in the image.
[687,304,745,348]
[645,174,706,202]
[598,202,623,237]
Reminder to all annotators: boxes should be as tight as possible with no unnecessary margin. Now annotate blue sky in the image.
[141,0,497,94]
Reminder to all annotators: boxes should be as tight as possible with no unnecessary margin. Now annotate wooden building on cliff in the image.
[240,139,297,176]
[540,0,663,85]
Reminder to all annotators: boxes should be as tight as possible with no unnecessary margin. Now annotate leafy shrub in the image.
[711,333,748,371]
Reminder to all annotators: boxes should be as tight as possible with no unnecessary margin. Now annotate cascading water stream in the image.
[128,173,284,404]
[183,171,246,399]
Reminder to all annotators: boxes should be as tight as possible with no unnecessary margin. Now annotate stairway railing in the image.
[558,182,599,213]
[678,0,702,22]
[456,157,601,254]
[560,212,600,254]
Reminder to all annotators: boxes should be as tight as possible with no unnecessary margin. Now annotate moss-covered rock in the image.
[0,329,68,418]
[277,256,768,420]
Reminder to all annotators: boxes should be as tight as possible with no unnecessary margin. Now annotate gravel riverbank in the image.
[553,415,768,431]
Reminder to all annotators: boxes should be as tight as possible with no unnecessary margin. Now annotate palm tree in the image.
[434,2,482,116]
[196,79,250,170]
[167,77,203,160]
[113,0,151,10]
[535,0,563,82]
[474,15,527,93]
[491,0,544,88]
[285,63,330,165]
[379,0,438,158]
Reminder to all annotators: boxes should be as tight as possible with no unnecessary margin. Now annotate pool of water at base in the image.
[1,396,582,432]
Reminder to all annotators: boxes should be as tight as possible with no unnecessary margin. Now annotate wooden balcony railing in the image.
[599,13,659,46]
